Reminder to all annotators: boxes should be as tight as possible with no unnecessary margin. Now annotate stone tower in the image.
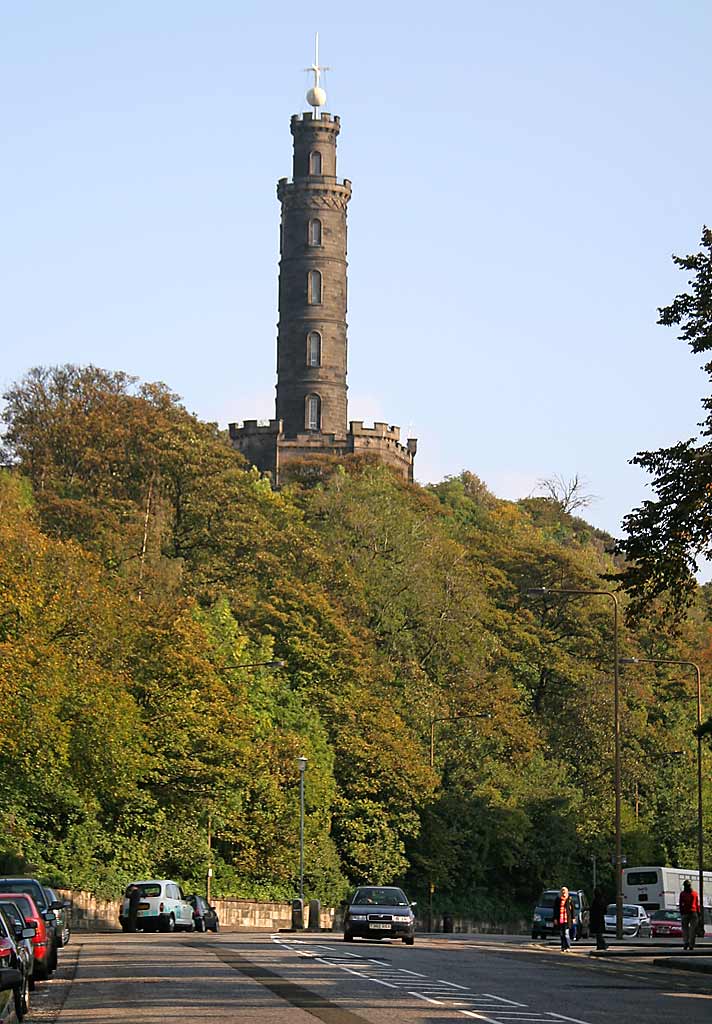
[230,58,416,484]
[276,112,351,438]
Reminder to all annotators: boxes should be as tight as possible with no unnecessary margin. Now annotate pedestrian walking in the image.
[127,885,141,933]
[679,880,700,951]
[555,886,574,952]
[590,886,608,950]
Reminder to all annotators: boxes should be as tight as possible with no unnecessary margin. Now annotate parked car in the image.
[639,908,683,939]
[119,880,194,933]
[0,893,53,983]
[187,895,219,933]
[0,903,34,989]
[531,889,590,940]
[342,886,416,945]
[604,903,650,936]
[0,879,59,979]
[0,969,23,1024]
[0,904,36,1020]
[42,887,71,947]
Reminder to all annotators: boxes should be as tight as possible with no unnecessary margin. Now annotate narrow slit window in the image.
[309,151,322,175]
[308,218,322,246]
[308,269,322,304]
[306,394,321,431]
[307,331,321,367]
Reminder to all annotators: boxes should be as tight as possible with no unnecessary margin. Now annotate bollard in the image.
[307,898,321,931]
[291,898,304,930]
[443,912,454,933]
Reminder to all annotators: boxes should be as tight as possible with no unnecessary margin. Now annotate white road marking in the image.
[483,992,529,1006]
[409,991,444,1004]
[548,1015,595,1024]
[271,937,595,1024]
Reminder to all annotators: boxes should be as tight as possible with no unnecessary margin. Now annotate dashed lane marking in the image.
[271,936,596,1022]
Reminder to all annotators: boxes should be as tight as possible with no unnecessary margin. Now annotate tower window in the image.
[309,151,322,175]
[308,269,322,304]
[307,330,321,367]
[308,218,322,246]
[306,394,321,431]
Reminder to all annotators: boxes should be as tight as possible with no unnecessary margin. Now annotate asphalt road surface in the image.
[54,931,712,1024]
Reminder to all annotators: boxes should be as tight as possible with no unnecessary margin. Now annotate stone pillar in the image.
[276,113,351,438]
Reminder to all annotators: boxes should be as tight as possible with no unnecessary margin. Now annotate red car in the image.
[0,894,55,981]
[647,909,683,938]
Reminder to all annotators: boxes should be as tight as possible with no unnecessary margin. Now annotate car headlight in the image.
[533,913,542,922]
[393,915,411,923]
[349,915,366,921]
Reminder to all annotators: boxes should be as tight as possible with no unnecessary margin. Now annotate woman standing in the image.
[555,886,574,951]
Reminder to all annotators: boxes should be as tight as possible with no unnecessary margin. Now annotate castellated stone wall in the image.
[229,419,417,485]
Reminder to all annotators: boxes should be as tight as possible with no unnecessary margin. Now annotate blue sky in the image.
[2,1,711,540]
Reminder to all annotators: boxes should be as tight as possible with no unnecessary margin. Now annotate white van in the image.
[119,879,194,933]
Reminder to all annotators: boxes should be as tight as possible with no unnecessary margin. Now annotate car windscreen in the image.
[2,896,32,918]
[538,893,559,908]
[352,888,409,906]
[652,910,681,921]
[125,884,162,898]
[0,882,46,909]
[607,904,641,916]
[0,903,23,927]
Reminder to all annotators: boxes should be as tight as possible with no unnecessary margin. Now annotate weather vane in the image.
[305,32,329,116]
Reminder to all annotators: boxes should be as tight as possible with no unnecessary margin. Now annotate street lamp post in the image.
[297,756,308,905]
[526,587,623,940]
[620,656,705,932]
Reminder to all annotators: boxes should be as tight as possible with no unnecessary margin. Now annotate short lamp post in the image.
[525,587,623,940]
[298,756,308,904]
[620,656,705,932]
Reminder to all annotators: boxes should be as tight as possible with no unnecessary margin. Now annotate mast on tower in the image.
[304,32,329,117]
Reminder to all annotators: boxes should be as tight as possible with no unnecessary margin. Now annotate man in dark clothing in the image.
[679,880,700,951]
[127,885,141,933]
[589,887,607,950]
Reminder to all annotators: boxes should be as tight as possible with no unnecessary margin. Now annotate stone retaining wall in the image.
[57,889,334,933]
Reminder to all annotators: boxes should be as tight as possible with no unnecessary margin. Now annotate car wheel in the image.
[531,931,539,939]
[48,946,58,972]
[28,974,35,992]
[160,914,176,933]
[33,963,48,982]
[403,936,415,946]
[199,919,207,933]
[212,921,219,933]
[343,931,354,942]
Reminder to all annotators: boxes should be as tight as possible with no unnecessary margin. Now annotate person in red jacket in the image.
[679,880,700,951]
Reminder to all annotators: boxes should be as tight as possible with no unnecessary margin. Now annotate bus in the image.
[622,866,712,925]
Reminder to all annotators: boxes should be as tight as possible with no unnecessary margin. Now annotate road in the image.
[53,931,712,1024]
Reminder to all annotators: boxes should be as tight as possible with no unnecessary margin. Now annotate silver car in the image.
[604,903,650,936]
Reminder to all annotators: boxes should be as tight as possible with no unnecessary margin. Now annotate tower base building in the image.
[230,63,416,485]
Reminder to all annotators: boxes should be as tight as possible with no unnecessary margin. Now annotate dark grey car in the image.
[343,886,416,945]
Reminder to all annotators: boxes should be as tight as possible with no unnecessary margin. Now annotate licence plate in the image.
[370,923,391,930]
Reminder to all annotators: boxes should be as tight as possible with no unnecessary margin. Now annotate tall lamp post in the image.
[620,656,705,932]
[297,756,308,904]
[526,587,623,940]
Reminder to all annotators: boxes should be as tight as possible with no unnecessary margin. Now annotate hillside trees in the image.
[2,364,710,910]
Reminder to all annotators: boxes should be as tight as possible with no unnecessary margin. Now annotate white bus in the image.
[622,866,712,925]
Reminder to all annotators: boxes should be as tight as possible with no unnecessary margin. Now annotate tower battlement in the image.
[291,112,340,127]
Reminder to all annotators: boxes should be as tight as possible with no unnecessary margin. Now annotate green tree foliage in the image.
[1,366,710,915]
[618,228,712,620]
